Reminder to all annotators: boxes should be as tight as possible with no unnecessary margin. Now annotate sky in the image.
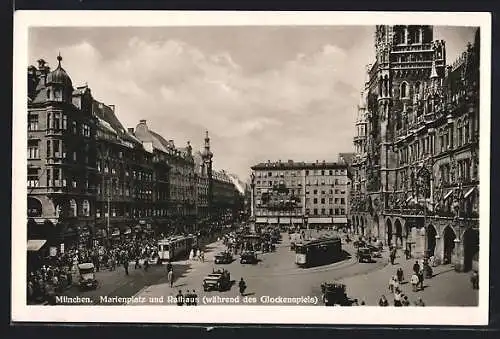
[28,26,477,181]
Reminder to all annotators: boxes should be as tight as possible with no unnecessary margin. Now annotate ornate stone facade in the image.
[350,26,480,272]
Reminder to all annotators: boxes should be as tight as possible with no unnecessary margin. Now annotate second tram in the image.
[295,237,342,267]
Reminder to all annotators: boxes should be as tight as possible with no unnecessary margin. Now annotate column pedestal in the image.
[453,238,464,272]
[434,235,443,264]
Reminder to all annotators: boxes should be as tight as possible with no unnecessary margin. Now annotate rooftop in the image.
[251,160,348,170]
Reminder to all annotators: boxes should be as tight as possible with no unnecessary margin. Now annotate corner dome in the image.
[46,54,73,88]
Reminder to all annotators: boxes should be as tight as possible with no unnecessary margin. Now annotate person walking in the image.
[176,290,184,306]
[396,267,404,283]
[123,258,129,276]
[394,288,402,307]
[167,268,174,288]
[239,277,247,296]
[413,261,421,275]
[390,247,396,265]
[192,290,198,306]
[411,273,419,292]
[196,249,201,261]
[418,268,425,291]
[388,276,395,293]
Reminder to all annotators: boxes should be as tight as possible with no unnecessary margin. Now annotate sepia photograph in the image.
[12,11,491,325]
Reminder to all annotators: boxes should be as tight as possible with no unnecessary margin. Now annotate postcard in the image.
[13,10,491,325]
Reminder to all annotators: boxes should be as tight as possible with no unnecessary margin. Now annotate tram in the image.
[295,236,342,267]
[158,234,198,262]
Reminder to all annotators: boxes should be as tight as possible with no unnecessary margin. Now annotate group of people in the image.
[188,248,205,262]
[175,289,199,306]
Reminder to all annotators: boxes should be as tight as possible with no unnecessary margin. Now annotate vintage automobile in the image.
[214,251,233,264]
[321,282,350,306]
[78,263,98,290]
[356,247,373,263]
[240,251,258,264]
[365,244,382,258]
[353,240,366,248]
[202,269,231,292]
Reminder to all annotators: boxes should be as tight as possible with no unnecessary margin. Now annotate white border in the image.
[12,11,491,325]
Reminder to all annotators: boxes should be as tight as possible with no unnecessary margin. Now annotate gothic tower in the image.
[374,25,446,206]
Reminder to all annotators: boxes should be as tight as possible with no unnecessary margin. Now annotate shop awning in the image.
[280,217,291,224]
[256,217,268,223]
[27,239,46,252]
[112,230,120,236]
[308,217,332,224]
[268,218,278,224]
[464,187,476,199]
[291,218,303,223]
[443,189,453,201]
[124,228,132,235]
[332,217,348,224]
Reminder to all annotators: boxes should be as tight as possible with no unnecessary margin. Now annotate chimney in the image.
[128,128,134,134]
[139,119,147,124]
[316,160,319,164]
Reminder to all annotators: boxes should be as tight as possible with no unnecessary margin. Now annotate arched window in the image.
[457,119,463,147]
[70,199,77,217]
[400,82,408,98]
[82,200,90,217]
[464,117,470,144]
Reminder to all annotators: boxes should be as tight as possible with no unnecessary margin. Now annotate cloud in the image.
[30,36,358,179]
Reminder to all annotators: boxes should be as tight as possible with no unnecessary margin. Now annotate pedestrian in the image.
[413,261,420,275]
[390,248,396,265]
[176,290,184,306]
[166,261,173,273]
[418,268,425,290]
[411,273,419,292]
[192,290,198,306]
[123,259,129,276]
[404,248,410,260]
[471,270,479,289]
[185,290,192,306]
[396,267,404,283]
[393,276,400,293]
[388,276,395,293]
[394,288,402,307]
[378,295,389,307]
[196,249,201,261]
[189,249,194,261]
[167,269,174,288]
[239,277,247,296]
[135,257,141,269]
[144,258,149,272]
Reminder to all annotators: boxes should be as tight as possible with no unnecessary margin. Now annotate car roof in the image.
[78,263,95,270]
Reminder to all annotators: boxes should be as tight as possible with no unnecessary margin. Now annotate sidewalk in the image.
[338,250,479,306]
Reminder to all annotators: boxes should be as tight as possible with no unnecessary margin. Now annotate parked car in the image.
[356,247,373,263]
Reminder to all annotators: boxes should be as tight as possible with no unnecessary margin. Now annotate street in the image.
[132,231,388,306]
[55,230,479,307]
